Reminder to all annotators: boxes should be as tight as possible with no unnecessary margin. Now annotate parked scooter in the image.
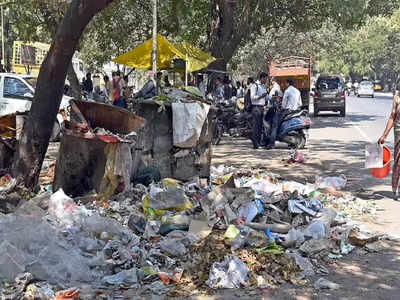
[263,107,311,149]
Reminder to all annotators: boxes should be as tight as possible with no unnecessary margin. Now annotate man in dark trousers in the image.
[250,72,268,149]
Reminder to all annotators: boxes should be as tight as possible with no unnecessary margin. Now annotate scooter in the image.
[263,108,311,149]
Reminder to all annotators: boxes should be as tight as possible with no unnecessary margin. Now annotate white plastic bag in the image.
[315,175,347,190]
[48,189,90,227]
[172,102,210,148]
[206,256,250,289]
[365,143,383,168]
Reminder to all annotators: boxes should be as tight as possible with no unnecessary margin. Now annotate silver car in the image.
[357,81,374,98]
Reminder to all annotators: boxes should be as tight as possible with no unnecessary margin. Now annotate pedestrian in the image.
[164,75,171,88]
[223,76,232,100]
[120,75,130,106]
[103,75,112,103]
[379,84,400,200]
[250,72,268,149]
[112,71,124,107]
[236,81,244,98]
[198,74,206,99]
[214,77,224,102]
[134,72,157,99]
[83,72,93,98]
[266,78,301,149]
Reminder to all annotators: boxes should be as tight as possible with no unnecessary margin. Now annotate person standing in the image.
[223,77,232,100]
[112,71,123,107]
[379,87,400,200]
[236,81,244,98]
[214,77,224,102]
[198,74,206,99]
[164,75,172,88]
[269,77,281,98]
[266,78,301,149]
[103,75,112,103]
[282,78,302,111]
[250,72,268,149]
[83,72,93,98]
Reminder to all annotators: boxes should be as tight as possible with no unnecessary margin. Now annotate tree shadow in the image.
[269,240,400,300]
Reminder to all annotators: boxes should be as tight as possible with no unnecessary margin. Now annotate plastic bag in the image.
[48,189,89,227]
[315,175,347,190]
[304,221,326,239]
[365,143,383,168]
[172,102,210,148]
[103,268,138,286]
[283,228,305,248]
[238,199,264,222]
[206,256,250,289]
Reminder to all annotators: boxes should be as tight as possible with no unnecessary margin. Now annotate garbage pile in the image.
[0,164,383,298]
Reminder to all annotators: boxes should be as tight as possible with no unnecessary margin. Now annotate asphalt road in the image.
[315,92,394,145]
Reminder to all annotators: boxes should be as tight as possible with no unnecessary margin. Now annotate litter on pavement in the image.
[0,155,383,298]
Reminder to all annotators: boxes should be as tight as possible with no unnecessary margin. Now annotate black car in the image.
[313,75,346,117]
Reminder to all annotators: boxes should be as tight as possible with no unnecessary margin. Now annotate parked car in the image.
[357,81,374,98]
[313,75,346,117]
[0,73,72,141]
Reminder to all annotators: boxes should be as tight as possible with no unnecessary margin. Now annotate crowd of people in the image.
[81,71,131,108]
[211,73,303,150]
[79,70,303,151]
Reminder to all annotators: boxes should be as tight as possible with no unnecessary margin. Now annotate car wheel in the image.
[50,121,61,142]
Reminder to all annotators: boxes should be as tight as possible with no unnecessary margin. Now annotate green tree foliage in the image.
[317,9,400,81]
[79,0,152,68]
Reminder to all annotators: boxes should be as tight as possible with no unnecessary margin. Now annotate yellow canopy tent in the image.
[112,35,216,73]
[174,41,216,73]
[112,34,185,70]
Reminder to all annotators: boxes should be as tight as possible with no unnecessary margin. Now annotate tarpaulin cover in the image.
[113,35,215,73]
[174,41,216,72]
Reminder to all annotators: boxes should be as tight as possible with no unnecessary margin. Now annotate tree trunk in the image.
[67,62,82,100]
[11,0,115,189]
[208,0,245,72]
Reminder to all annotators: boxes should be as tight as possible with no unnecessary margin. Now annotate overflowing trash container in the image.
[53,100,146,198]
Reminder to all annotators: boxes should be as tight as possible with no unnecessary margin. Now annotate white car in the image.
[357,81,374,98]
[0,73,72,140]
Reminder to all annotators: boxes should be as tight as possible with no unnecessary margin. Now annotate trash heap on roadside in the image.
[0,163,384,298]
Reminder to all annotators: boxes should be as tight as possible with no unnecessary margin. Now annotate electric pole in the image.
[152,0,158,94]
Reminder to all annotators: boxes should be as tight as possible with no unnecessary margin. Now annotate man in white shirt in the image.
[282,78,302,111]
[266,78,301,149]
[250,72,268,149]
[269,77,281,98]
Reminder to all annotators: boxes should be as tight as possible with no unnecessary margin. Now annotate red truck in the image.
[268,56,312,110]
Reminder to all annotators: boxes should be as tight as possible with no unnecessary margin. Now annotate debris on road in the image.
[0,159,384,297]
[313,278,340,290]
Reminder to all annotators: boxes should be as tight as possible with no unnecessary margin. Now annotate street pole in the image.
[1,5,5,70]
[152,0,158,94]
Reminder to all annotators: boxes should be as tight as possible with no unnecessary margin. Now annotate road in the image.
[213,92,400,238]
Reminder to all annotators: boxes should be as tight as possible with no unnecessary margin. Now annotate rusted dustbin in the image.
[132,100,215,182]
[53,101,146,197]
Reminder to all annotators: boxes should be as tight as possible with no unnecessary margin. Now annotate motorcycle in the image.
[263,107,311,149]
[212,98,252,145]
